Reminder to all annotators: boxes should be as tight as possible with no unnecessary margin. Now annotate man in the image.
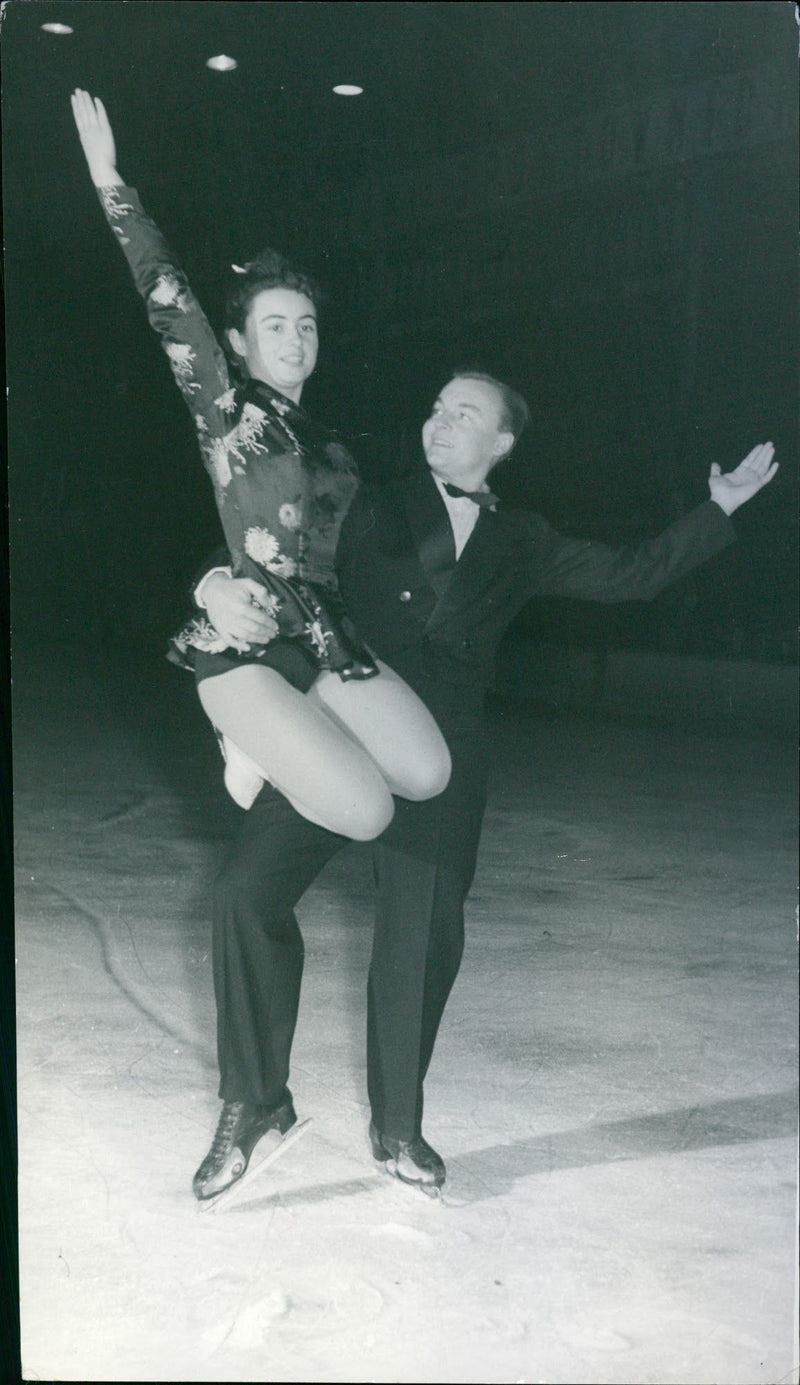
[193,370,777,1201]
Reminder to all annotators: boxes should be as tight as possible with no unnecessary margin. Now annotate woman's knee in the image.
[396,742,452,802]
[337,782,395,841]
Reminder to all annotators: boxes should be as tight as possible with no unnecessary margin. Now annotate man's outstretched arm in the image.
[530,441,778,604]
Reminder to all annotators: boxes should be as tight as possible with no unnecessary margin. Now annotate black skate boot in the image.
[369,1121,446,1197]
[193,1095,298,1203]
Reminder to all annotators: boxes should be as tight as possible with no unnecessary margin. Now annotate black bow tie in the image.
[443,483,499,508]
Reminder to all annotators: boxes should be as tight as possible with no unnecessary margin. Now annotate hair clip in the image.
[231,264,247,274]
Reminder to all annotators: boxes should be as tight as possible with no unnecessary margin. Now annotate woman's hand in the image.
[708,442,778,516]
[70,88,123,187]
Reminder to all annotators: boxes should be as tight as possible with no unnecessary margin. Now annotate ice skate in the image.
[369,1120,446,1199]
[194,1096,310,1213]
[216,731,265,810]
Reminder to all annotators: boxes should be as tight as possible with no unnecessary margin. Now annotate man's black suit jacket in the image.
[189,464,736,873]
[334,464,736,699]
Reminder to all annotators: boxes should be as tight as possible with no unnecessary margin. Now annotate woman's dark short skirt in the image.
[191,639,320,693]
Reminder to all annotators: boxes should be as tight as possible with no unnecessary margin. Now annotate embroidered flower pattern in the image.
[226,403,270,464]
[173,617,232,655]
[214,388,237,414]
[149,275,186,309]
[304,620,334,660]
[244,526,281,567]
[278,503,302,531]
[99,186,134,220]
[269,555,297,578]
[165,341,196,380]
[244,526,299,579]
[243,402,268,429]
[205,437,232,489]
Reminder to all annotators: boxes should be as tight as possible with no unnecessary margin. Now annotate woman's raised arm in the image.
[71,89,124,188]
[68,88,233,460]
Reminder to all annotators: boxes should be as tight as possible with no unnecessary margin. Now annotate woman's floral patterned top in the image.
[96,185,366,667]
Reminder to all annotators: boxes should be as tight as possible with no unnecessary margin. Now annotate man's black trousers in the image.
[210,703,488,1142]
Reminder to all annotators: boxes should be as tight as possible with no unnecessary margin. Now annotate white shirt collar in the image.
[433,475,481,559]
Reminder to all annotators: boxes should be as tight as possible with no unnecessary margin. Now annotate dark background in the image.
[2,0,798,661]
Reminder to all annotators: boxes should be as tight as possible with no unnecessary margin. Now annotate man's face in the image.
[422,377,514,489]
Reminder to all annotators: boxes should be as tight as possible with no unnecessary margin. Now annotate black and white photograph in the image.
[2,2,797,1381]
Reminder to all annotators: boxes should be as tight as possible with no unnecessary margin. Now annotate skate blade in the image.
[383,1159,445,1201]
[197,1117,313,1215]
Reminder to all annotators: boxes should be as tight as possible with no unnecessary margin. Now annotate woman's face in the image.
[229,287,319,401]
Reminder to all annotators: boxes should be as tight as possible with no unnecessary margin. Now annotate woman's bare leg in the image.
[198,666,395,840]
[308,660,451,800]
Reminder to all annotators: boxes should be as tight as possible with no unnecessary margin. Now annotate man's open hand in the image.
[708,443,778,516]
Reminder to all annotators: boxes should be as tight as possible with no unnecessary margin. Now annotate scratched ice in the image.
[13,651,798,1384]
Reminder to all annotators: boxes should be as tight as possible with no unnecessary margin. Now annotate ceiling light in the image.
[41,22,74,34]
[333,84,363,96]
[206,55,238,72]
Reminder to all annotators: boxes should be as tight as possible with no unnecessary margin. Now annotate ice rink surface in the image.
[13,650,798,1384]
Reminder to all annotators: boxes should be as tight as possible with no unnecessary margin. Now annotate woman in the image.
[71,90,450,838]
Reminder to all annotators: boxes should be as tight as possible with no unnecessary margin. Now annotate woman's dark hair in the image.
[450,370,530,453]
[224,248,322,335]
